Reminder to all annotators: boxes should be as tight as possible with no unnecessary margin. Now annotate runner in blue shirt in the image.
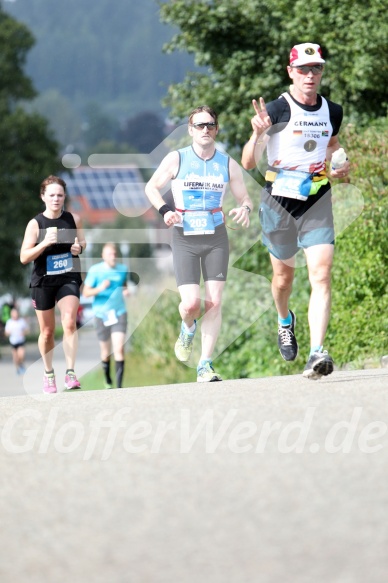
[83,242,129,388]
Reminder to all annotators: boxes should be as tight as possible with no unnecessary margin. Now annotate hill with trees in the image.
[2,0,198,152]
[3,0,195,116]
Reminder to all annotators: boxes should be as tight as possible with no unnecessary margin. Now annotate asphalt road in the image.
[0,365,387,583]
[0,326,101,397]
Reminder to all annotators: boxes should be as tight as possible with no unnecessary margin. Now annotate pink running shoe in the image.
[43,373,57,394]
[64,371,81,390]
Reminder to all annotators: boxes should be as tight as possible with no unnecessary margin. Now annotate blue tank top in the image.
[171,146,230,227]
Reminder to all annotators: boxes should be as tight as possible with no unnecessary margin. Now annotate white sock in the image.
[183,321,196,334]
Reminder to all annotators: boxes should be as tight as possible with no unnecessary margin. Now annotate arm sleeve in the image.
[266,96,291,135]
[327,100,343,136]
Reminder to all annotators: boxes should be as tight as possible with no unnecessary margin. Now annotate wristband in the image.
[158,204,172,217]
[79,245,83,255]
[242,205,251,214]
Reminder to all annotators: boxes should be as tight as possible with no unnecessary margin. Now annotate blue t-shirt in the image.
[84,262,128,318]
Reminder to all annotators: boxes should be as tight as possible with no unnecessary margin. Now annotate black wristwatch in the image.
[242,205,251,214]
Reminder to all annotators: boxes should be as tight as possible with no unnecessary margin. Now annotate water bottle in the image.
[331,148,347,171]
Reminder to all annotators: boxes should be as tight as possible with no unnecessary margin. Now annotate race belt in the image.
[265,170,326,183]
[175,207,222,214]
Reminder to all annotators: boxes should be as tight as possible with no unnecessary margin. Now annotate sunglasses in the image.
[291,64,324,75]
[190,122,217,130]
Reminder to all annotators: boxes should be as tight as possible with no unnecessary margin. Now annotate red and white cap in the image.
[289,43,325,66]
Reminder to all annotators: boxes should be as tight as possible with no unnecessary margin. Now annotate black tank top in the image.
[30,211,82,287]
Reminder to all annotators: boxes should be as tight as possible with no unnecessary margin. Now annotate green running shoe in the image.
[174,321,196,362]
[197,361,222,383]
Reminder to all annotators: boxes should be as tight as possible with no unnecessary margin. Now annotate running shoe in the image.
[278,310,298,361]
[174,321,196,362]
[197,361,222,383]
[64,371,81,390]
[104,382,113,389]
[303,350,334,380]
[43,373,57,394]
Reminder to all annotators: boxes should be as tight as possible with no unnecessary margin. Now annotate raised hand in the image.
[251,97,272,134]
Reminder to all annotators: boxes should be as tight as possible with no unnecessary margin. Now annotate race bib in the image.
[103,309,118,327]
[271,170,313,201]
[46,252,73,275]
[182,211,215,235]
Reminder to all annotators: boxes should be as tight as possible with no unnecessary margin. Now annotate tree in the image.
[0,7,60,292]
[81,102,120,150]
[30,89,82,149]
[160,0,388,145]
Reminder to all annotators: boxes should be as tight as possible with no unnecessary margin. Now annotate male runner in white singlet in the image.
[242,43,350,379]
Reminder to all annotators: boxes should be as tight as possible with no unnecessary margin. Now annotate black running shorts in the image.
[10,342,26,350]
[172,224,229,287]
[31,281,81,311]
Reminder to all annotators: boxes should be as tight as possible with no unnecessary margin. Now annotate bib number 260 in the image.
[54,258,68,269]
[46,252,73,275]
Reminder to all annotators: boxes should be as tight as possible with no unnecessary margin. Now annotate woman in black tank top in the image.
[20,175,87,394]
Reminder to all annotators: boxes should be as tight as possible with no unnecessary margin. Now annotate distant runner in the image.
[4,307,29,375]
[82,242,130,389]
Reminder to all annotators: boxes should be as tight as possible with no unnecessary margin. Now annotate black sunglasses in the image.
[190,122,217,130]
[291,64,324,75]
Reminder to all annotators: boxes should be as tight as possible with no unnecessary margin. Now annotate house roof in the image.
[60,165,155,225]
[62,165,148,210]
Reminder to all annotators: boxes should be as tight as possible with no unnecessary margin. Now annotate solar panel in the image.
[62,166,148,210]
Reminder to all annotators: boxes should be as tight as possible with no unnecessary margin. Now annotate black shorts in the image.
[259,182,335,260]
[10,342,25,350]
[31,281,81,311]
[95,312,128,341]
[172,224,229,287]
